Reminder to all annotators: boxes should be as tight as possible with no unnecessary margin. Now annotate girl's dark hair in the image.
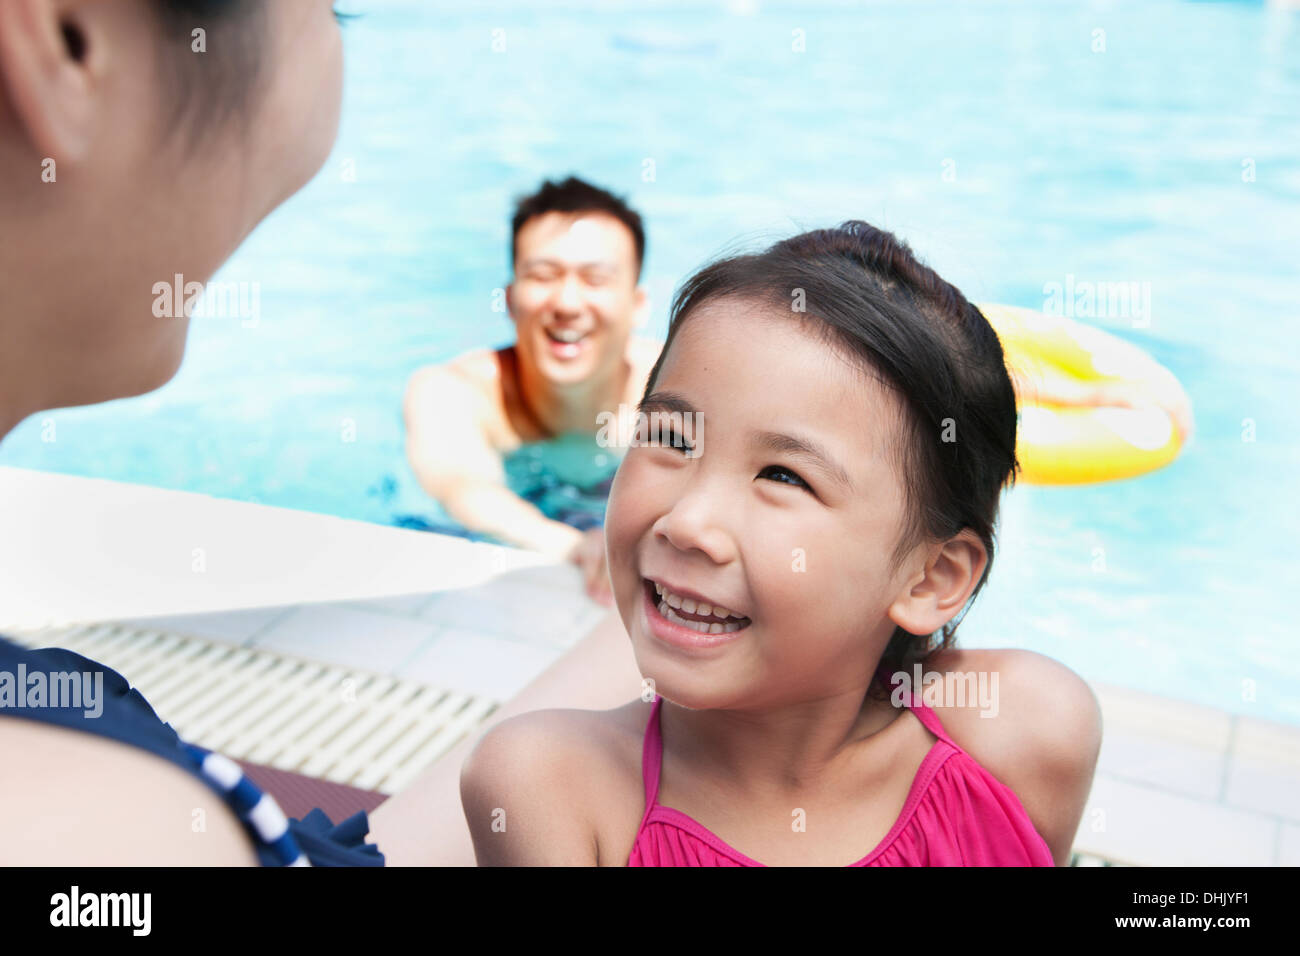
[150,0,268,144]
[644,221,1020,701]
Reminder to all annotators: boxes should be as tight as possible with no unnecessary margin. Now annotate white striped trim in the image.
[247,793,289,842]
[201,751,244,790]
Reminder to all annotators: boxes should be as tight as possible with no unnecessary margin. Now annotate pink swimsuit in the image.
[627,693,1055,866]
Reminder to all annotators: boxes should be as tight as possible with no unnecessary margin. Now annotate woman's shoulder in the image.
[0,717,259,865]
[459,700,650,865]
[922,647,1102,864]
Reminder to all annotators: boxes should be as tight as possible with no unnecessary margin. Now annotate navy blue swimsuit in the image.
[0,635,384,866]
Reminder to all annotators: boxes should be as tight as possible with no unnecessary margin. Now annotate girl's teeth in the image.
[651,581,749,621]
[657,600,745,634]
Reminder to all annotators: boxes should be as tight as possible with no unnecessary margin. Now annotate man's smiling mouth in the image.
[544,327,591,344]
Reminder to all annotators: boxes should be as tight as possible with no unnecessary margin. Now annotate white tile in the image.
[1279,823,1300,866]
[1091,683,1233,799]
[249,604,438,674]
[398,629,564,701]
[1071,773,1276,867]
[419,580,594,649]
[345,593,434,618]
[120,606,292,646]
[1093,682,1234,750]
[501,561,589,592]
[1223,716,1300,823]
[1095,727,1228,802]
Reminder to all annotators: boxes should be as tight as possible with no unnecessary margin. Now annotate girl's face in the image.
[605,298,924,710]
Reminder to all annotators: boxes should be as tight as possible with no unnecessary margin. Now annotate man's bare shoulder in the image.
[408,348,500,397]
[404,349,509,447]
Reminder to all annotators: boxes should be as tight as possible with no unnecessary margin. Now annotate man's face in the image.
[509,211,646,388]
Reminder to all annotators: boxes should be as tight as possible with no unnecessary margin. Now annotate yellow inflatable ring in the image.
[978,303,1189,486]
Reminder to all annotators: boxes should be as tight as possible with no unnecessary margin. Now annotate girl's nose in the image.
[652,485,738,567]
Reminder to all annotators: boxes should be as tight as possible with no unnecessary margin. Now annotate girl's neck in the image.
[660,687,905,803]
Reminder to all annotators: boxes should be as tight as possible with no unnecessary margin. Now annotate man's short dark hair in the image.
[510,176,646,281]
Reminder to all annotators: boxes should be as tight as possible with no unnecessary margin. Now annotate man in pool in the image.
[404,177,663,605]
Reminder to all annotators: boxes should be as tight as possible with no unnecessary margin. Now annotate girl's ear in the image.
[0,0,97,164]
[887,531,988,637]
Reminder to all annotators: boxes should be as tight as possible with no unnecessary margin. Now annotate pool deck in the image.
[1,464,1296,866]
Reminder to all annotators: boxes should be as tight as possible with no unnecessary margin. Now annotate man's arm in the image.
[403,366,584,556]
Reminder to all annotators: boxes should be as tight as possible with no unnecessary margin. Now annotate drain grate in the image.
[1069,850,1129,867]
[7,622,499,795]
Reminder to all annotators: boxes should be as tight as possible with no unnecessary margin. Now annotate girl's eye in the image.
[646,428,694,454]
[644,429,696,455]
[757,465,811,492]
[640,437,812,494]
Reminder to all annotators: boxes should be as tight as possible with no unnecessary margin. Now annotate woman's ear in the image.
[0,0,96,164]
[887,530,988,637]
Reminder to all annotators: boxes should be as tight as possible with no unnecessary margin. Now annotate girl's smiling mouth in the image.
[641,577,753,650]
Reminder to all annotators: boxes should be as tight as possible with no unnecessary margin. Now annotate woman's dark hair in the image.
[149,0,268,144]
[511,176,646,281]
[644,221,1020,701]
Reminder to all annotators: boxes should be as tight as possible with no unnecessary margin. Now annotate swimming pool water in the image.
[4,0,1298,724]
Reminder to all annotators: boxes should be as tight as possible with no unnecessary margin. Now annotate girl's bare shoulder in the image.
[923,647,1103,864]
[470,698,650,764]
[922,647,1100,760]
[460,700,652,864]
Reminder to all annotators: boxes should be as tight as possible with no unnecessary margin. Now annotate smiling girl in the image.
[461,221,1103,867]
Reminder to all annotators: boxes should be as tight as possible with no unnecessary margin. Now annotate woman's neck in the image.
[0,406,21,443]
[0,305,43,443]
